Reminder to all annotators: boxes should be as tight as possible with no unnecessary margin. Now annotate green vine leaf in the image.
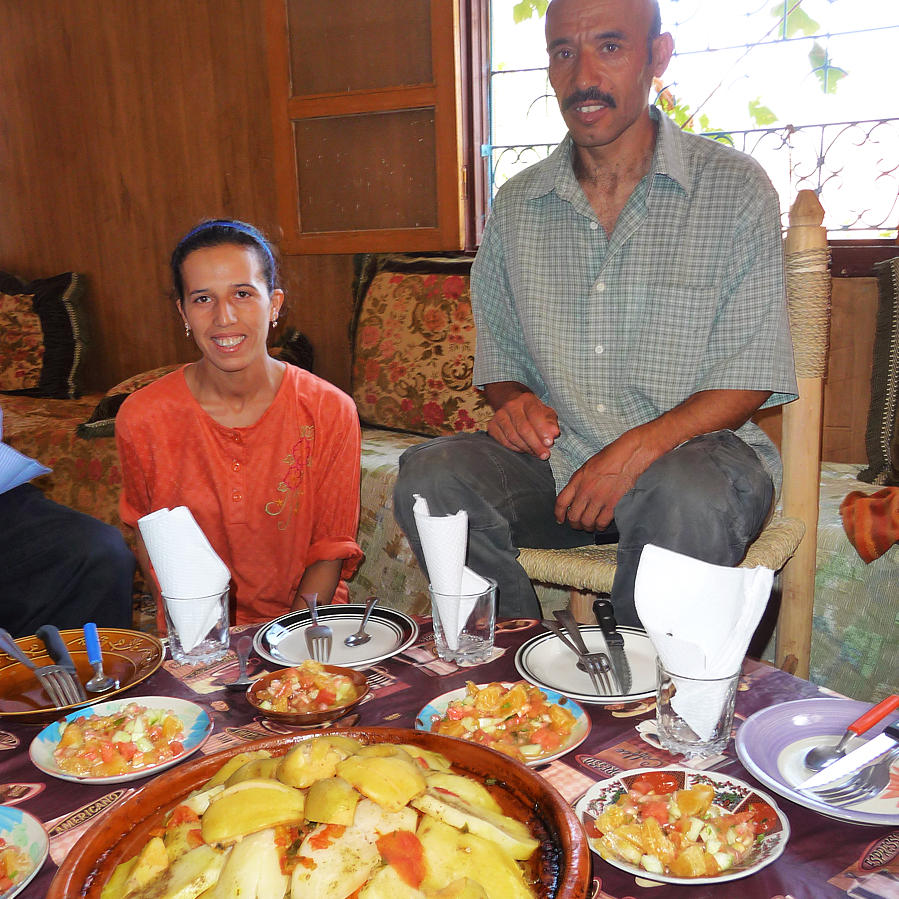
[771,2,819,38]
[809,42,848,93]
[748,98,778,126]
[513,0,549,23]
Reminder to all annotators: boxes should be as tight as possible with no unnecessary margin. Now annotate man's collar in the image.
[524,105,692,202]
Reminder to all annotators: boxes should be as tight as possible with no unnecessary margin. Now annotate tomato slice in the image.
[642,799,670,825]
[377,830,425,889]
[630,771,680,795]
[747,801,779,834]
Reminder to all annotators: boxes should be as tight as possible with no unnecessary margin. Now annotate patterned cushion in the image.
[351,255,492,437]
[0,291,43,390]
[0,271,87,398]
[859,257,899,485]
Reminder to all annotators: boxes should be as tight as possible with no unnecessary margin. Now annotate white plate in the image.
[414,682,590,766]
[736,697,899,826]
[515,626,657,704]
[0,806,48,899]
[29,696,213,784]
[254,604,419,668]
[575,766,790,885]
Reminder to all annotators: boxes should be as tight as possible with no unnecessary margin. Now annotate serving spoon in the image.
[345,596,379,647]
[804,693,899,772]
[225,636,255,691]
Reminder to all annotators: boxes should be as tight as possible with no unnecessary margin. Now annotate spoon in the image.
[345,596,379,647]
[804,693,899,772]
[225,636,255,691]
[83,622,119,693]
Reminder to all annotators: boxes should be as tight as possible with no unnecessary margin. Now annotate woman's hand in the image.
[291,559,343,610]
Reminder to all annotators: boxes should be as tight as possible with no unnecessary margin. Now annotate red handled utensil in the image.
[804,693,899,772]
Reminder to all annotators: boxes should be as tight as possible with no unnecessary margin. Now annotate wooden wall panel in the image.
[0,0,356,393]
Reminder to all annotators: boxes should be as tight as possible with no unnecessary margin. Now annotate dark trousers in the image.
[0,484,136,637]
[393,430,773,624]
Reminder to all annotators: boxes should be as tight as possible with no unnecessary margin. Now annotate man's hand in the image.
[555,427,663,531]
[484,382,560,461]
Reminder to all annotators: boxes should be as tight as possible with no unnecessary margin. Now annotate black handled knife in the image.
[592,599,632,693]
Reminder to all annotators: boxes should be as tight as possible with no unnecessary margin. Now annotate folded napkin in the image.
[840,487,899,563]
[635,544,774,742]
[412,494,490,650]
[138,506,230,652]
[0,407,51,493]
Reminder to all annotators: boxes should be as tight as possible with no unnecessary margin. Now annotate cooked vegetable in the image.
[0,837,34,892]
[254,661,361,714]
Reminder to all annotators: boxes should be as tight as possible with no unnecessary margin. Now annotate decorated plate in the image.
[515,626,657,704]
[575,767,789,885]
[414,682,590,766]
[254,604,419,668]
[736,697,899,826]
[0,628,164,725]
[29,696,213,784]
[0,806,48,899]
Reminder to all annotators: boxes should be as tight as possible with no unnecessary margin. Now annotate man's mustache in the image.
[562,87,617,111]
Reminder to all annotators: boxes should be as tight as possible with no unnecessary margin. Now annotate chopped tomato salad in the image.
[430,681,577,763]
[53,703,185,777]
[591,777,777,878]
[254,661,361,715]
[0,837,32,891]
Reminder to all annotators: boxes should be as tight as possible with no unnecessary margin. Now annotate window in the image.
[486,0,899,239]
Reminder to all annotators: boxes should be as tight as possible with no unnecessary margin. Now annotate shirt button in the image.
[595,281,606,293]
[590,221,599,230]
[232,491,242,502]
[594,344,604,354]
[596,403,606,413]
[232,433,240,442]
[232,461,241,472]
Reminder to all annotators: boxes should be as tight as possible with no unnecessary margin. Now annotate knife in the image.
[553,608,622,694]
[36,624,88,701]
[592,599,632,693]
[797,720,899,791]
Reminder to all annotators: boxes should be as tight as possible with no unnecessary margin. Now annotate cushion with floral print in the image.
[0,289,44,390]
[351,256,491,437]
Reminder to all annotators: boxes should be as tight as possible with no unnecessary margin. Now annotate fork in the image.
[302,593,333,663]
[811,747,899,806]
[543,619,612,694]
[554,608,622,694]
[0,627,85,708]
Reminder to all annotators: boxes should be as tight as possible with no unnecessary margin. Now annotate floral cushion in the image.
[351,259,491,437]
[0,271,87,398]
[0,291,43,390]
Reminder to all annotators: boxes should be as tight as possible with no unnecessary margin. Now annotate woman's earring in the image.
[184,322,191,338]
[270,315,278,329]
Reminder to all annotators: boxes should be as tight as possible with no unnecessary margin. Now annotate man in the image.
[0,407,135,636]
[394,0,797,624]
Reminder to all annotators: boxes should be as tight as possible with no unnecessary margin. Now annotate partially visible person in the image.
[393,0,796,624]
[0,407,135,637]
[116,220,362,626]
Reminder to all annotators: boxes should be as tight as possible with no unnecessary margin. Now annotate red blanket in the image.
[840,487,899,563]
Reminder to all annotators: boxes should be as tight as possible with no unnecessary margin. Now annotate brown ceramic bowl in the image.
[245,663,369,726]
[48,728,590,898]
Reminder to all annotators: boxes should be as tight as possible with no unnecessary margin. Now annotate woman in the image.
[116,220,362,625]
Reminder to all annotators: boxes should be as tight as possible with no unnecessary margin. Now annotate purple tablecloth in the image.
[2,618,897,898]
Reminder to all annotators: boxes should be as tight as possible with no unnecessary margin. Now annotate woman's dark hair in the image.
[170,219,277,299]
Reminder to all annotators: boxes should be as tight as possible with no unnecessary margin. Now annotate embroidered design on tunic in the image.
[265,426,314,527]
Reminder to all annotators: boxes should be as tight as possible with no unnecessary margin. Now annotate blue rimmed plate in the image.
[0,806,48,899]
[254,604,419,669]
[414,682,590,766]
[29,696,213,784]
[575,766,789,885]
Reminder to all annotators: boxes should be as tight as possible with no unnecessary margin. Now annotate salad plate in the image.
[575,767,789,885]
[254,604,419,668]
[29,695,213,784]
[0,807,48,899]
[0,628,164,724]
[515,626,657,704]
[736,697,899,826]
[414,682,590,766]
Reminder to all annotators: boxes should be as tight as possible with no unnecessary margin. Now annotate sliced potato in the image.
[397,744,452,772]
[423,772,503,815]
[100,857,137,899]
[291,824,380,899]
[207,828,287,899]
[200,751,271,790]
[411,789,538,860]
[128,844,229,899]
[353,798,417,836]
[358,863,427,898]
[278,737,348,789]
[179,785,224,818]
[223,756,282,787]
[306,776,360,826]
[337,755,426,812]
[201,780,305,845]
[431,878,490,899]
[122,836,169,894]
